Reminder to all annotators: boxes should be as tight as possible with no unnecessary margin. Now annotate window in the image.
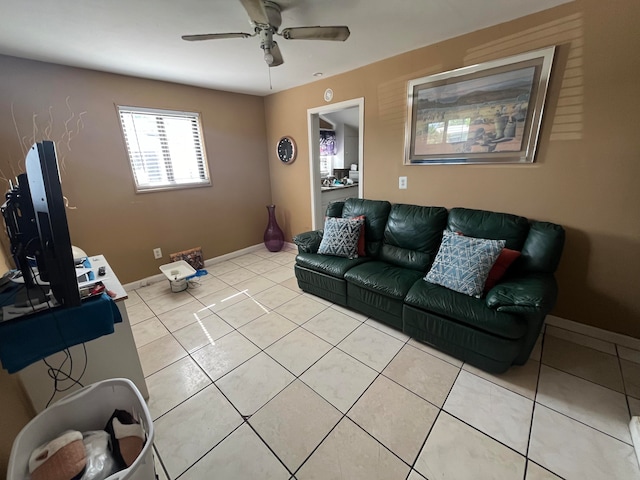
[117,106,210,192]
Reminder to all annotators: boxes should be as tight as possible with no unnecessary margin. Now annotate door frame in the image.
[307,97,364,230]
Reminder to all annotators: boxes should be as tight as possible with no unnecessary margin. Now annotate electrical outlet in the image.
[153,248,162,259]
[399,176,408,189]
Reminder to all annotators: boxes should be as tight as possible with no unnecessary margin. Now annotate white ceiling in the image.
[0,0,571,96]
[323,108,359,130]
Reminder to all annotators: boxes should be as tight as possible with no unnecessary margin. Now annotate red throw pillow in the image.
[352,215,366,257]
[484,248,521,292]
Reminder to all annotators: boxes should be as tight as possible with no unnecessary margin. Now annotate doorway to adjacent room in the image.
[307,98,364,230]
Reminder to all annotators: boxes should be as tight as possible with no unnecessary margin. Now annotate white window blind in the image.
[118,106,210,192]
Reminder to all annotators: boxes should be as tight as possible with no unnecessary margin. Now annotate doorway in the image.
[307,98,364,229]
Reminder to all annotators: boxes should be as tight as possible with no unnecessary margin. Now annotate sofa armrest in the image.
[485,273,558,314]
[293,230,323,254]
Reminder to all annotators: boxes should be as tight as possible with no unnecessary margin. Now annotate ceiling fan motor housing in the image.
[262,1,282,29]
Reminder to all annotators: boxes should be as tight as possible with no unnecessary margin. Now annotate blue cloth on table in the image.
[0,292,122,373]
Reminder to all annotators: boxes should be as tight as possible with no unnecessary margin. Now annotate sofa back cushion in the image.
[447,207,565,275]
[447,208,529,251]
[380,204,448,271]
[342,198,392,258]
[325,201,345,218]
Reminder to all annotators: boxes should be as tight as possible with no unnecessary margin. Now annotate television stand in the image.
[9,255,148,412]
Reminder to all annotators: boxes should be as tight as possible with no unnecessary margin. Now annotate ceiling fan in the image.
[181,0,350,67]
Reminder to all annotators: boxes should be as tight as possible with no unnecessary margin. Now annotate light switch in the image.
[399,176,408,189]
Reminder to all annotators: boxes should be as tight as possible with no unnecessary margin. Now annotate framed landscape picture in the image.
[404,47,555,165]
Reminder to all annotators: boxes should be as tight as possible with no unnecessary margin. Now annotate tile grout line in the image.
[535,334,636,459]
[139,254,634,479]
[242,417,296,477]
[461,367,536,402]
[134,252,302,475]
[292,365,385,476]
[441,410,532,468]
[152,443,171,480]
[545,324,618,353]
[161,304,292,477]
[407,366,463,478]
[244,316,381,475]
[534,402,635,446]
[171,420,245,480]
[536,363,635,445]
[539,351,627,394]
[287,332,413,476]
[616,343,635,420]
[523,331,546,479]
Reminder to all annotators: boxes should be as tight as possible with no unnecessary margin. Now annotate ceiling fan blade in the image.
[238,0,270,25]
[281,26,350,41]
[182,33,252,41]
[269,42,284,67]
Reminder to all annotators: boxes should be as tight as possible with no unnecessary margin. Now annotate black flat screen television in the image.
[2,141,81,308]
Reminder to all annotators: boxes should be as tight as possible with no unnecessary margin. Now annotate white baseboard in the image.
[122,242,297,292]
[122,273,166,292]
[545,315,640,351]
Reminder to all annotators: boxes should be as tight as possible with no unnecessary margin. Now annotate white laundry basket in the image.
[8,378,155,480]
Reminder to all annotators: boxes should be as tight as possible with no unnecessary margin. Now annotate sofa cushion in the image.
[425,231,505,298]
[448,208,529,251]
[342,198,391,258]
[379,204,448,271]
[344,261,424,300]
[405,280,527,339]
[318,216,364,259]
[295,253,370,278]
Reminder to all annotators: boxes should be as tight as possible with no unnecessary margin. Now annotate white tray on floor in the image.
[159,260,196,281]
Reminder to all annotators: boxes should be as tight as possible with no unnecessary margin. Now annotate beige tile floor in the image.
[127,245,640,480]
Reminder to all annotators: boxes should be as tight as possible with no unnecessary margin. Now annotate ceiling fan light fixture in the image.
[264,52,275,65]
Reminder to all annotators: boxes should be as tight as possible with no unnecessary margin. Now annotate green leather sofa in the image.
[293,198,565,373]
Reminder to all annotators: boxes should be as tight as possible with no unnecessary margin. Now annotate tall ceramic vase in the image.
[264,204,284,252]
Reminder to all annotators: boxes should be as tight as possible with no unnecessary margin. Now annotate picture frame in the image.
[404,47,556,165]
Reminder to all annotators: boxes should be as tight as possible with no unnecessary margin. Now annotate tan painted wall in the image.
[264,0,640,338]
[0,55,271,284]
[0,54,271,469]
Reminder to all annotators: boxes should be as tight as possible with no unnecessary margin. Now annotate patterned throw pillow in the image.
[318,216,365,259]
[425,230,505,297]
